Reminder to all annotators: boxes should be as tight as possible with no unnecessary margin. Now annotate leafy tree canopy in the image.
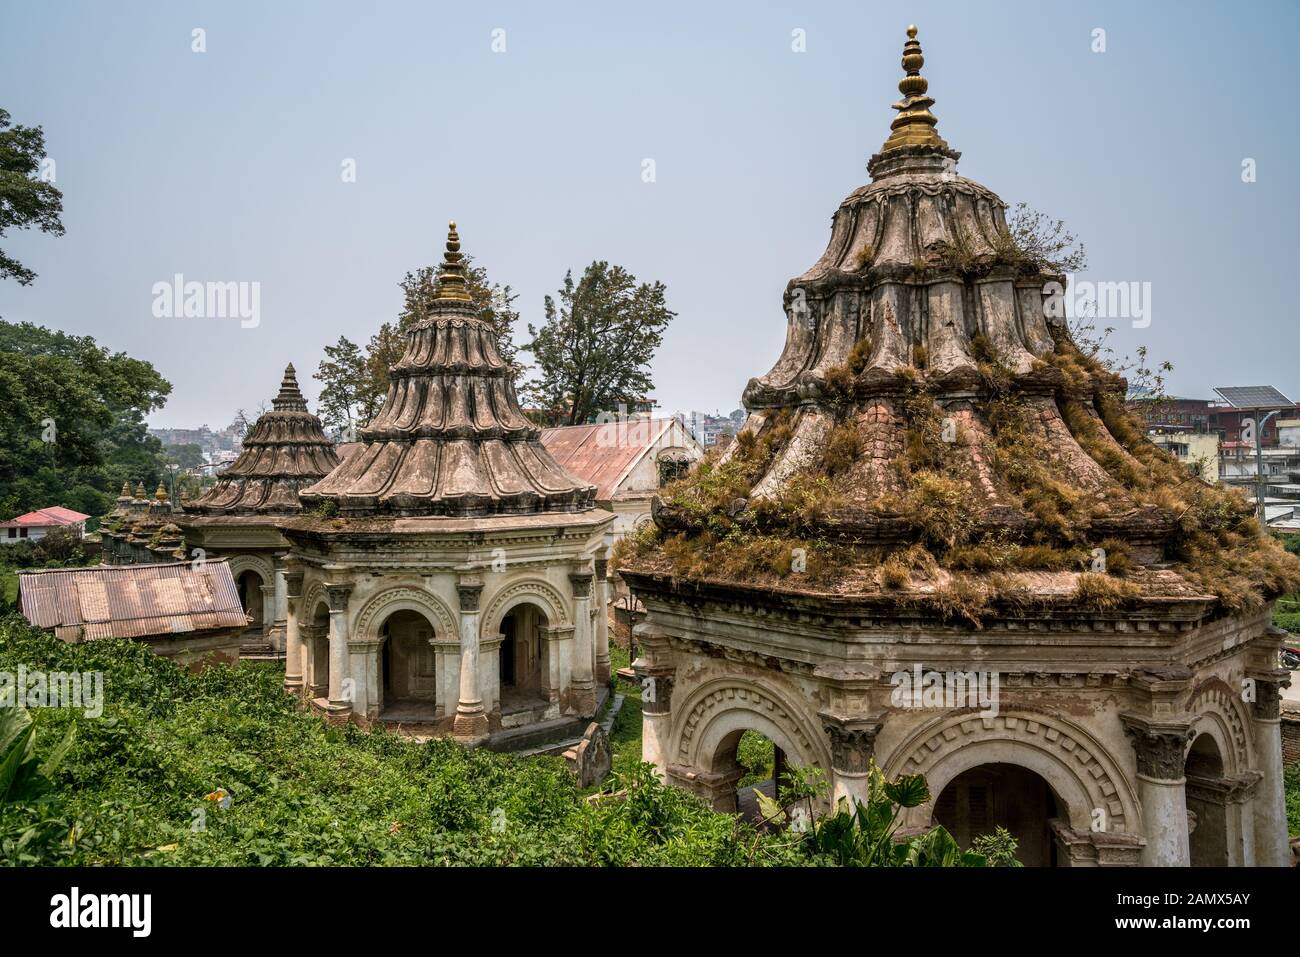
[0,107,65,286]
[523,261,674,426]
[0,320,171,519]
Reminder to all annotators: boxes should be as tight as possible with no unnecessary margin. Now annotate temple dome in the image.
[300,223,597,517]
[718,25,1110,531]
[634,24,1300,617]
[187,364,340,515]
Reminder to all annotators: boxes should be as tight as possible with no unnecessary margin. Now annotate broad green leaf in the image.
[883,773,929,809]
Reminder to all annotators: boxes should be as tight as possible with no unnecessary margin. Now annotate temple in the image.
[618,26,1297,866]
[176,362,341,652]
[281,223,616,744]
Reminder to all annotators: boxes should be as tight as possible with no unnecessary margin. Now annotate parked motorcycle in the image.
[1282,645,1300,670]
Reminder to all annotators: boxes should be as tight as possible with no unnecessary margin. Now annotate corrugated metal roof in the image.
[541,419,675,500]
[18,561,248,641]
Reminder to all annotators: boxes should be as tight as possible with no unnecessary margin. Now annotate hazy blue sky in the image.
[1,1,1297,427]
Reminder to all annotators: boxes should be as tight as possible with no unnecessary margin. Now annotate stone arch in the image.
[302,581,329,622]
[481,578,569,637]
[883,710,1140,835]
[225,552,274,585]
[671,675,831,776]
[353,586,456,642]
[1187,678,1251,775]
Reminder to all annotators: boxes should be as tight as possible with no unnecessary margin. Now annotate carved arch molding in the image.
[352,587,457,641]
[225,553,274,585]
[885,710,1139,835]
[673,679,829,772]
[481,579,570,635]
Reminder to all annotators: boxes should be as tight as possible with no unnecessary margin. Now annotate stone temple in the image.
[179,363,340,651]
[282,224,615,744]
[619,26,1296,866]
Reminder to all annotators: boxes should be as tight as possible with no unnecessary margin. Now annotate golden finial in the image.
[120,481,131,497]
[879,24,949,153]
[155,482,169,503]
[135,481,147,499]
[436,220,472,302]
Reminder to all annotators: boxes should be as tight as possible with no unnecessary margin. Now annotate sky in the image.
[1,0,1297,428]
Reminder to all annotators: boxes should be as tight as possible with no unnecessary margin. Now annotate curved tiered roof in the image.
[300,223,596,517]
[187,364,339,515]
[627,26,1300,619]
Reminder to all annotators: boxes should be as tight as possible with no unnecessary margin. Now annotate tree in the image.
[313,336,373,438]
[0,108,65,286]
[524,261,675,425]
[0,321,171,519]
[163,443,205,470]
[1005,202,1087,275]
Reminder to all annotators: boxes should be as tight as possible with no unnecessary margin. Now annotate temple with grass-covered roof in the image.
[618,26,1296,866]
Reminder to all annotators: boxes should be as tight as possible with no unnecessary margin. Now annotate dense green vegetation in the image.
[0,617,1025,866]
[0,321,172,520]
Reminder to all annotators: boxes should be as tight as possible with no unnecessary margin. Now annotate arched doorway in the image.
[378,609,436,719]
[933,763,1065,866]
[701,728,791,818]
[731,730,789,823]
[1185,734,1228,867]
[498,603,546,717]
[237,569,266,634]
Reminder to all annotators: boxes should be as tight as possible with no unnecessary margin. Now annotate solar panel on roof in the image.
[1212,386,1295,409]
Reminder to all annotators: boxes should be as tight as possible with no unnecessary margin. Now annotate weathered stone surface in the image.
[564,722,612,788]
[188,364,339,515]
[300,225,595,518]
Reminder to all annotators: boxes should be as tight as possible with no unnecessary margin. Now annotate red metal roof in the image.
[18,561,248,641]
[540,419,674,500]
[0,506,91,529]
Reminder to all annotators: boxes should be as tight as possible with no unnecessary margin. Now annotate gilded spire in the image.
[154,482,169,503]
[134,481,147,499]
[120,481,132,498]
[435,221,472,302]
[878,25,949,154]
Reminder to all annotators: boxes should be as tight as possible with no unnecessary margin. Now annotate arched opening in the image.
[304,601,331,701]
[933,763,1065,867]
[378,609,436,720]
[1185,734,1229,867]
[237,569,266,635]
[706,728,789,819]
[498,602,547,717]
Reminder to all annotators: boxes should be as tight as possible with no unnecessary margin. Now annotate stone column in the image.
[325,582,354,716]
[269,555,288,652]
[1123,717,1192,867]
[594,552,611,685]
[452,575,489,742]
[282,570,305,694]
[259,582,278,639]
[1247,669,1292,866]
[568,570,596,717]
[631,622,674,778]
[821,714,882,809]
[349,640,382,720]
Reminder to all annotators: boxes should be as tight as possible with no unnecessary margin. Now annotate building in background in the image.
[1148,430,1220,483]
[684,409,743,447]
[1,506,91,544]
[541,416,703,535]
